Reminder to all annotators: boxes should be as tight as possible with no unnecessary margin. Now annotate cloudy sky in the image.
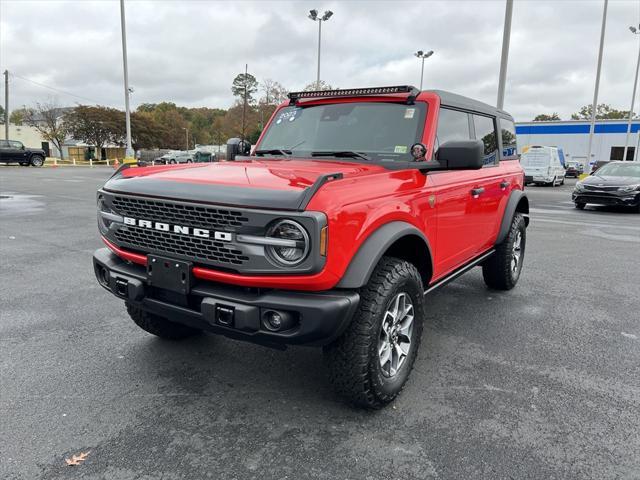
[1,0,639,121]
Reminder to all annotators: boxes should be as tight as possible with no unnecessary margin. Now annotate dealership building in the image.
[515,119,640,167]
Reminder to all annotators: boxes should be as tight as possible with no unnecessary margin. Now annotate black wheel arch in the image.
[496,190,529,245]
[336,221,433,289]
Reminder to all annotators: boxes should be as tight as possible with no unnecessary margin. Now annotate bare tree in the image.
[261,79,288,105]
[24,101,69,159]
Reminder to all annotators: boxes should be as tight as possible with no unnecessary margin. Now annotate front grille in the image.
[584,185,618,192]
[114,225,249,266]
[111,196,249,229]
[580,195,620,205]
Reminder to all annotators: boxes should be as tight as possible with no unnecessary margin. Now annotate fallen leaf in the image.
[65,451,90,466]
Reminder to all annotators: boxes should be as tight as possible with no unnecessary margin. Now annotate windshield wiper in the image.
[311,151,371,161]
[255,149,292,157]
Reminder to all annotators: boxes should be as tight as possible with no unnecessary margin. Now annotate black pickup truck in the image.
[0,140,46,167]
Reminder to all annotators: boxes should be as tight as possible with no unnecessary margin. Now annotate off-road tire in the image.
[482,213,526,290]
[323,257,425,409]
[126,302,201,340]
[575,202,586,210]
[30,155,44,167]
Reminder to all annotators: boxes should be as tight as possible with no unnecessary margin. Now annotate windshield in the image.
[520,152,550,167]
[258,102,427,161]
[594,162,640,178]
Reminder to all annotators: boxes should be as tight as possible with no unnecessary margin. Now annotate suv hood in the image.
[583,174,640,186]
[103,158,387,210]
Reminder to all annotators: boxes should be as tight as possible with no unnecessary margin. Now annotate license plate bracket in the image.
[147,255,192,295]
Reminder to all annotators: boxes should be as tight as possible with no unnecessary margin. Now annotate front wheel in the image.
[30,155,44,167]
[482,213,526,290]
[324,257,425,408]
[575,202,585,210]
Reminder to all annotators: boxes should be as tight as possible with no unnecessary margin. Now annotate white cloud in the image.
[1,0,639,121]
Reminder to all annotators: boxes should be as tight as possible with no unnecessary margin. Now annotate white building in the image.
[516,119,640,168]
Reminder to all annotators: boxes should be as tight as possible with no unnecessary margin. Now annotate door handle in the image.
[471,187,485,198]
[500,181,510,190]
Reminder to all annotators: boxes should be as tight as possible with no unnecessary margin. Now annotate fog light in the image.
[262,310,296,332]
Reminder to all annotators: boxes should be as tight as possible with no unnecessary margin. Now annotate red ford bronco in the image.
[93,86,529,408]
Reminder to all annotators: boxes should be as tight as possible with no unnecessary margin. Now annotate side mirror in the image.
[226,138,251,161]
[421,140,484,172]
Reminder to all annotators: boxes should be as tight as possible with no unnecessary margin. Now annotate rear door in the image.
[470,113,506,250]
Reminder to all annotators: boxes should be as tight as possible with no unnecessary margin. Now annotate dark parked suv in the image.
[0,140,46,167]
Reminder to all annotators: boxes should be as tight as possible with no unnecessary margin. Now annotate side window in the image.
[436,108,471,155]
[9,141,23,149]
[0,140,9,149]
[500,118,518,160]
[473,114,498,166]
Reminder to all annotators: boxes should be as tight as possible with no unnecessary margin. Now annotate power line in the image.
[10,72,103,104]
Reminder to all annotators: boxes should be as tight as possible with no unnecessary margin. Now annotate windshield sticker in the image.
[275,110,298,125]
[394,145,408,154]
[404,108,415,119]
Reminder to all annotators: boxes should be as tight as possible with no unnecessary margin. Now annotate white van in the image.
[520,146,566,186]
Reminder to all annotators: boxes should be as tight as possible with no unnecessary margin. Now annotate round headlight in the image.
[266,219,310,266]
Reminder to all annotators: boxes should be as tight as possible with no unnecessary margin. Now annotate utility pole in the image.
[496,0,513,110]
[623,25,640,162]
[120,0,133,159]
[586,0,608,173]
[241,63,247,141]
[4,70,8,140]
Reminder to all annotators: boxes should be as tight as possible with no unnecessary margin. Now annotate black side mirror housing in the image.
[420,140,484,172]
[226,138,251,161]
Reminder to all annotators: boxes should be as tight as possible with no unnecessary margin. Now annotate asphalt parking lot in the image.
[1,166,639,480]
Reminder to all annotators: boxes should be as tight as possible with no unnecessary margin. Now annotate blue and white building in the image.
[515,119,640,168]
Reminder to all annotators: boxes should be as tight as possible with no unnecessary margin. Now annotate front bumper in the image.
[572,191,640,207]
[93,248,359,347]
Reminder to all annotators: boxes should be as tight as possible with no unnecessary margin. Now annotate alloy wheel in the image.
[378,292,414,377]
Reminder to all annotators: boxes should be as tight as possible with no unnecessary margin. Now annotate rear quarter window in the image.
[500,118,518,160]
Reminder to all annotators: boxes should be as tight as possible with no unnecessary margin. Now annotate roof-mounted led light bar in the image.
[288,85,420,105]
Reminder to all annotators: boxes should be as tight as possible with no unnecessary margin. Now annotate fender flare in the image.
[496,190,529,245]
[336,221,432,289]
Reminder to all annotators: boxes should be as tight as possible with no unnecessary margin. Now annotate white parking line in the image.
[533,217,640,231]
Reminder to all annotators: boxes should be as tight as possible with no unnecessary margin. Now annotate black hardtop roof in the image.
[427,90,512,119]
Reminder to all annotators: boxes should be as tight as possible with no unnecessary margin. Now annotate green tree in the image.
[64,105,122,159]
[533,113,560,121]
[24,101,69,159]
[0,104,4,123]
[571,104,634,120]
[231,73,258,105]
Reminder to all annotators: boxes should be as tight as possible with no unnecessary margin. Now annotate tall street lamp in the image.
[623,24,640,162]
[183,127,189,150]
[308,9,333,89]
[119,0,133,160]
[586,0,609,173]
[414,50,434,90]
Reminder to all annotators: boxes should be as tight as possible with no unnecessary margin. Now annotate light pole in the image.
[496,0,513,110]
[183,127,189,150]
[308,9,333,89]
[623,25,640,162]
[414,50,434,90]
[119,0,133,160]
[586,0,608,173]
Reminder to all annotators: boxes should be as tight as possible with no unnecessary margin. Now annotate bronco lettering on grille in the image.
[122,216,232,241]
